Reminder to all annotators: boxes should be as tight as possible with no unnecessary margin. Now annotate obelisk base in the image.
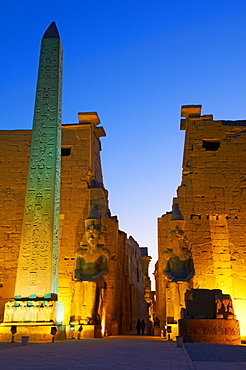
[3,301,63,324]
[0,323,102,341]
[0,300,64,342]
[0,323,66,342]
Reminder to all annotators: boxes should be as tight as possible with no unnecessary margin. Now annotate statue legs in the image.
[167,281,190,322]
[71,281,97,323]
[167,282,180,322]
[178,281,190,309]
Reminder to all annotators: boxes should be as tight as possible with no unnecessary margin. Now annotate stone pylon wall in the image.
[157,105,246,339]
[0,114,147,336]
[0,130,31,319]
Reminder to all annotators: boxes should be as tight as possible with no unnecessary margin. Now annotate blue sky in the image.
[1,1,246,284]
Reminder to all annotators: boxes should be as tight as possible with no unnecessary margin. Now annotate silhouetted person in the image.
[136,318,141,335]
[141,319,145,335]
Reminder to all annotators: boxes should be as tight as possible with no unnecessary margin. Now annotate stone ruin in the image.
[179,289,241,345]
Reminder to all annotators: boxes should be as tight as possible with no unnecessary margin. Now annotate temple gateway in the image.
[156,105,246,343]
[0,23,246,344]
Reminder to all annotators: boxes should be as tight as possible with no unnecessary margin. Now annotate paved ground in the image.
[0,335,246,369]
[184,342,246,370]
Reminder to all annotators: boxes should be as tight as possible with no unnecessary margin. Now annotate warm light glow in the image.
[101,316,105,336]
[233,300,246,340]
[55,302,64,323]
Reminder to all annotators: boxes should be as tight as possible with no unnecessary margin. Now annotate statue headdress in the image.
[84,205,101,231]
[170,203,185,231]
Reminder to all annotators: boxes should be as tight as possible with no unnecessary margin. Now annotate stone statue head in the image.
[170,225,185,240]
[169,226,186,252]
[84,205,101,230]
[85,224,101,253]
[81,205,105,252]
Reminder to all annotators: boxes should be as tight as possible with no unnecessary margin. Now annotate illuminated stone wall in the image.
[127,238,149,329]
[157,105,246,339]
[0,130,30,319]
[0,114,148,335]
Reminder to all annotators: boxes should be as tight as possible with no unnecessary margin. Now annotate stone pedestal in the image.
[68,324,102,339]
[0,323,66,342]
[179,318,241,345]
[166,323,178,340]
[3,301,63,324]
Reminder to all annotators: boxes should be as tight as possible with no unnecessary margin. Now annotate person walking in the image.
[136,318,141,335]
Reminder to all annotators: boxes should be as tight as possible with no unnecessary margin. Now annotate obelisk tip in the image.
[43,21,60,39]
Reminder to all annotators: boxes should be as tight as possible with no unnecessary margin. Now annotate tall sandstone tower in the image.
[157,105,246,340]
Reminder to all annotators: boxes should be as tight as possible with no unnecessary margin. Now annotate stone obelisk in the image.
[14,22,62,299]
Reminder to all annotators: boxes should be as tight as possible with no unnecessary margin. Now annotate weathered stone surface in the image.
[157,105,246,340]
[179,318,241,345]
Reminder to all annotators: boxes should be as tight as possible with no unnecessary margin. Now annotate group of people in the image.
[136,318,145,335]
[136,317,162,336]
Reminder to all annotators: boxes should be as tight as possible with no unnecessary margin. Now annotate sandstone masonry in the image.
[156,105,246,340]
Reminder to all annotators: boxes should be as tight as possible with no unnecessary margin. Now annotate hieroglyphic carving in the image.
[186,319,241,338]
[14,23,62,297]
[4,300,63,323]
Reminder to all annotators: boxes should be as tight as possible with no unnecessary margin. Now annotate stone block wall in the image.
[157,106,246,339]
[0,130,31,320]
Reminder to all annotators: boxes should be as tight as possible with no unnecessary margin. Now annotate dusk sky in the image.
[1,1,246,284]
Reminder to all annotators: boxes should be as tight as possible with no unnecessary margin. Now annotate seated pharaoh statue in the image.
[71,205,109,324]
[163,204,195,323]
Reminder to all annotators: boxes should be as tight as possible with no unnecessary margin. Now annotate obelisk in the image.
[14,22,62,299]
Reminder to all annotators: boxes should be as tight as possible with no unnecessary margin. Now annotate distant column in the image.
[14,22,63,298]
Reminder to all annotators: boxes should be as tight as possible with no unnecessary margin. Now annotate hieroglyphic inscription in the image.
[185,319,241,344]
[15,28,63,297]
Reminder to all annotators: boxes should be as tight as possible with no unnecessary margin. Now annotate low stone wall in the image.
[179,319,241,345]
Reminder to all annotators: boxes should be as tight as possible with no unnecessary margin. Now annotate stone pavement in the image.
[0,335,246,370]
[184,342,246,370]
